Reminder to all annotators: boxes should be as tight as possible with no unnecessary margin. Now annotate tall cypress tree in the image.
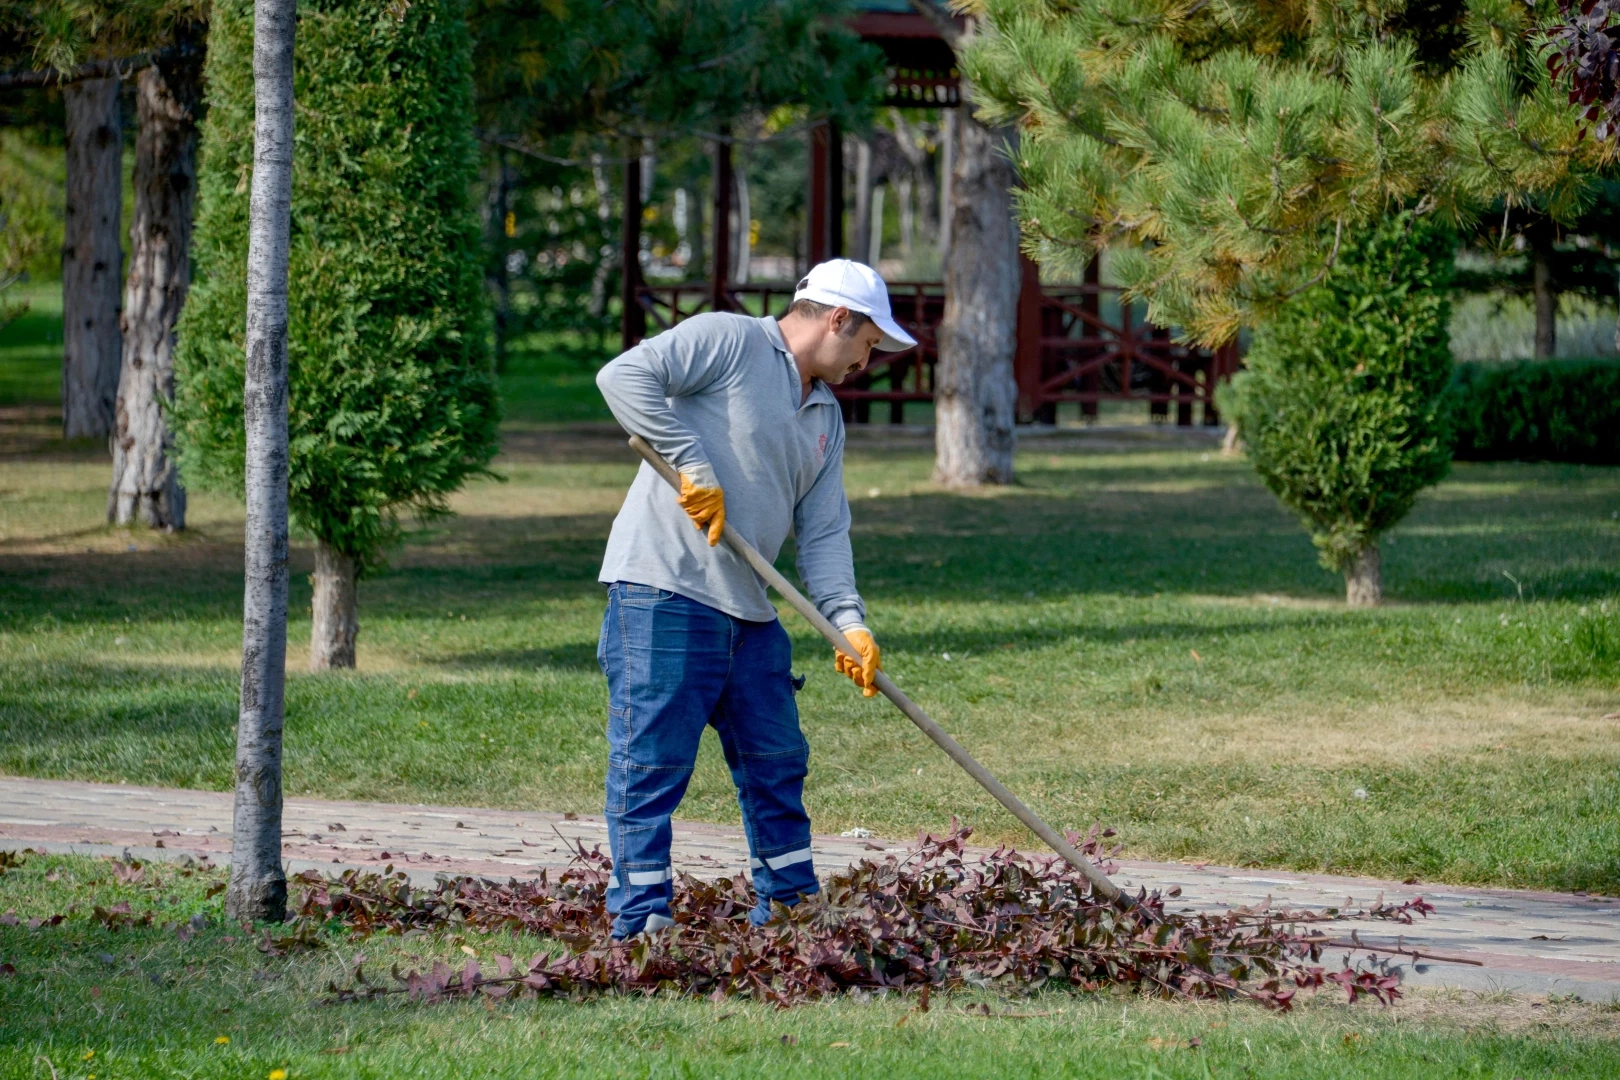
[175,0,499,669]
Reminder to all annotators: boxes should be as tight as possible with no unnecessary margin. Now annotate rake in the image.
[628,434,1135,913]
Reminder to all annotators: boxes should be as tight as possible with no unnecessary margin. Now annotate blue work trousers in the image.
[598,581,818,937]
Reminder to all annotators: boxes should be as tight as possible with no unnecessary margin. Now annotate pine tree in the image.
[175,0,500,669]
[963,0,1608,343]
[962,0,1606,602]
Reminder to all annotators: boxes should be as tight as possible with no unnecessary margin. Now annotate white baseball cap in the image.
[793,259,918,352]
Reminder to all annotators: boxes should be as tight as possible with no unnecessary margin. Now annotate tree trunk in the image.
[61,76,123,442]
[588,152,615,322]
[109,56,202,531]
[1345,543,1382,607]
[490,149,511,371]
[1531,234,1556,359]
[1220,421,1242,457]
[228,0,297,926]
[734,165,752,285]
[933,109,1020,487]
[938,109,954,267]
[868,184,885,266]
[897,176,914,261]
[888,109,938,241]
[852,137,873,266]
[309,540,358,670]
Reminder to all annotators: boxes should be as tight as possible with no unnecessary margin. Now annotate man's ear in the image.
[829,306,851,334]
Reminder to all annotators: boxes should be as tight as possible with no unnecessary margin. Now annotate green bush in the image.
[1448,359,1620,464]
[174,0,499,571]
[1219,212,1454,604]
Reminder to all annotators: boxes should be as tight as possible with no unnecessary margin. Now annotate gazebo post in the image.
[808,123,828,267]
[828,119,844,258]
[619,145,645,350]
[1015,253,1043,423]
[807,119,845,268]
[711,128,732,312]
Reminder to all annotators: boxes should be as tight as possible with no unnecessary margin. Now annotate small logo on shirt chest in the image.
[816,433,828,464]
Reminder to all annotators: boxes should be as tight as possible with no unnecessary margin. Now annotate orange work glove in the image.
[676,470,726,546]
[835,626,881,697]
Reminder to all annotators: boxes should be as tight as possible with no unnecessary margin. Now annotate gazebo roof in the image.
[850,2,960,108]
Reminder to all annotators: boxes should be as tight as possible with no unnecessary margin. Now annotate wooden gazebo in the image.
[617,2,1236,426]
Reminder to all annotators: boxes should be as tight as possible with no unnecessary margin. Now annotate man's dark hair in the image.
[785,296,871,337]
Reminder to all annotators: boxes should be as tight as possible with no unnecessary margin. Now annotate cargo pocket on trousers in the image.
[604,756,629,814]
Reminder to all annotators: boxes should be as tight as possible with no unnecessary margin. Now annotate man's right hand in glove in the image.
[676,466,725,546]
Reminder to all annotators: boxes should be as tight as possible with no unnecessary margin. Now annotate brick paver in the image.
[3,775,1615,1001]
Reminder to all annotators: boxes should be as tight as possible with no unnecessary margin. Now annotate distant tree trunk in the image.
[897,176,914,261]
[734,165,752,285]
[852,136,874,266]
[1345,544,1382,607]
[1531,232,1556,359]
[933,110,1019,487]
[889,109,938,241]
[309,540,358,670]
[868,184,885,265]
[588,152,615,325]
[61,76,123,442]
[109,55,202,530]
[938,110,954,266]
[489,149,511,372]
[228,0,297,927]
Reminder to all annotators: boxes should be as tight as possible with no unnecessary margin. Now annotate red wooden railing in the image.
[634,280,1234,426]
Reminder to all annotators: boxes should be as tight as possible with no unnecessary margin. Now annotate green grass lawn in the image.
[2,850,1617,1079]
[2,298,1620,895]
[0,282,62,407]
[5,299,1620,1074]
[2,435,1618,891]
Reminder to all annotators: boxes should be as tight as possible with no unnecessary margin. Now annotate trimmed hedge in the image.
[1449,360,1620,464]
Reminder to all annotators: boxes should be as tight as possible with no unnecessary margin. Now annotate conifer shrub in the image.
[1219,213,1455,606]
[174,0,499,668]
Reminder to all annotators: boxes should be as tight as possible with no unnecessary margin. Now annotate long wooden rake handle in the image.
[627,434,1132,910]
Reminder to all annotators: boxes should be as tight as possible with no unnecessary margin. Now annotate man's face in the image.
[808,307,885,385]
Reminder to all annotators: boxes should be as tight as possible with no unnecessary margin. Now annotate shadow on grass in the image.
[3,465,1615,636]
[424,640,601,672]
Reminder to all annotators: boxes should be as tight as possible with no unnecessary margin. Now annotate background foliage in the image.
[963,0,1607,345]
[1449,358,1620,463]
[174,0,500,571]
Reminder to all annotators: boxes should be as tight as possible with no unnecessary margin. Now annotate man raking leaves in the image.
[596,259,1124,941]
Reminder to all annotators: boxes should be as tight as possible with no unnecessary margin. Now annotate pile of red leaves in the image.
[298,825,1433,1010]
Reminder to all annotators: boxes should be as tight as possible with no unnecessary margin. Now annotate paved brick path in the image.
[3,775,1615,1001]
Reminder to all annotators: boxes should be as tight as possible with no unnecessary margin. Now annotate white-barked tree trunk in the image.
[228,0,297,926]
[309,540,358,670]
[109,57,202,530]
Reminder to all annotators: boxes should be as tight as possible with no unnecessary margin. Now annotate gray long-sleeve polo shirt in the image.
[595,312,866,629]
